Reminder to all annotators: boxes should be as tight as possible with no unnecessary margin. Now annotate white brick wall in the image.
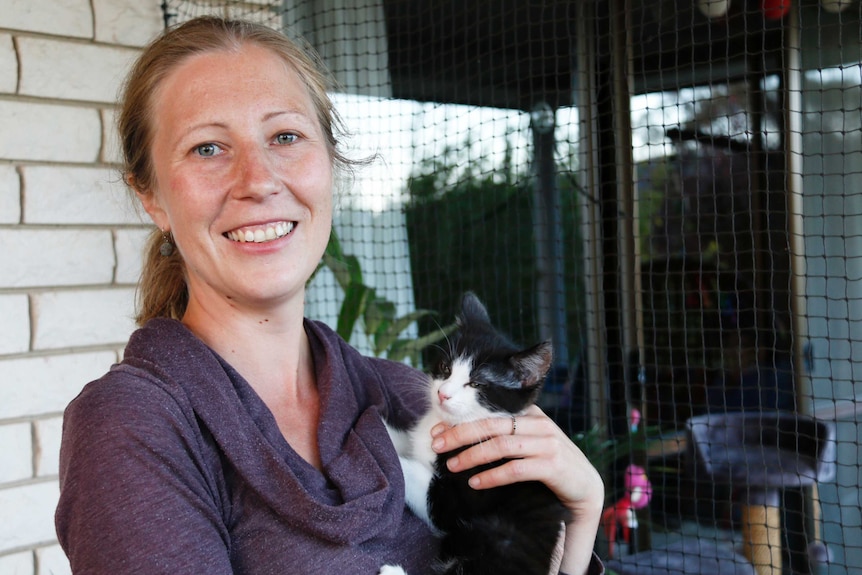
[0,229,116,288]
[0,551,34,575]
[0,294,29,354]
[0,423,33,483]
[0,1,163,570]
[0,352,117,420]
[23,166,139,225]
[32,288,137,350]
[0,33,17,93]
[17,38,138,103]
[114,228,151,283]
[34,418,64,478]
[38,545,72,575]
[0,482,61,554]
[93,0,164,46]
[0,165,22,224]
[0,0,93,38]
[0,101,100,162]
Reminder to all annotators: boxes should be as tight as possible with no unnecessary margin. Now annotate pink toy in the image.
[629,408,641,432]
[601,464,653,557]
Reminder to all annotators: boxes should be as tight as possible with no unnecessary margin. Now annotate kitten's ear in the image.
[458,291,491,326]
[511,340,554,388]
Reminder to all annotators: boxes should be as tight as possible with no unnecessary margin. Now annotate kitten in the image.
[381,292,570,575]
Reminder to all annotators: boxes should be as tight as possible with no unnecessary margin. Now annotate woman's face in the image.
[141,44,333,315]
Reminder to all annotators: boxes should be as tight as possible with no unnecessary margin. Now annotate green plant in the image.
[313,230,456,364]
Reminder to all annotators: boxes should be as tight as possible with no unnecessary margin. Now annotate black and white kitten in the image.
[381,292,570,575]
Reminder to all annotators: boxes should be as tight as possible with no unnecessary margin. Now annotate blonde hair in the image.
[120,16,350,325]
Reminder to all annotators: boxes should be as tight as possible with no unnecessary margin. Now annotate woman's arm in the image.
[429,404,605,575]
[56,369,234,574]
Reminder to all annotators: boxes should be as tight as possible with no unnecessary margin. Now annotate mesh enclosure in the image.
[161,1,861,573]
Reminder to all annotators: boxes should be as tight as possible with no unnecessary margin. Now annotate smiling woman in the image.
[53,16,604,575]
[139,43,334,331]
[119,20,352,326]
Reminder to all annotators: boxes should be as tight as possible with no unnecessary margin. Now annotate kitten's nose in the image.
[437,390,450,404]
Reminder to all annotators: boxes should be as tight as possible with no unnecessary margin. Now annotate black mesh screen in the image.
[161,1,862,572]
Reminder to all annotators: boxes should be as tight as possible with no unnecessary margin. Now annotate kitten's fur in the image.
[381,292,570,575]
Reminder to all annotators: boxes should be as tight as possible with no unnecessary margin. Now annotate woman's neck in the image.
[181,289,310,397]
[181,289,324,469]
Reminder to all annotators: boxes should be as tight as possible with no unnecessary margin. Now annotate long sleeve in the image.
[56,318,439,574]
[56,364,234,574]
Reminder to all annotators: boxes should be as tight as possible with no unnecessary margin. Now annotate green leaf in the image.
[317,228,454,362]
[365,297,396,337]
[390,309,439,336]
[385,322,457,361]
[323,232,365,289]
[372,309,438,355]
[337,283,370,340]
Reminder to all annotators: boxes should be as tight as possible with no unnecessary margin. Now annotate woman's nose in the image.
[233,146,281,199]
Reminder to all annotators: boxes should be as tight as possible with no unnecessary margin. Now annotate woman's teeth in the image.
[226,221,295,243]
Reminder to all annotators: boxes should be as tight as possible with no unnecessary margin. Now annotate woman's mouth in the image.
[225,221,295,243]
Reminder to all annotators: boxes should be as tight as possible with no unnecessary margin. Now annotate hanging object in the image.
[601,465,654,557]
[697,0,731,18]
[762,0,791,19]
[821,0,852,13]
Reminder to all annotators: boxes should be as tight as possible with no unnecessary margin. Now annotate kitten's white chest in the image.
[386,413,439,530]
[410,412,441,468]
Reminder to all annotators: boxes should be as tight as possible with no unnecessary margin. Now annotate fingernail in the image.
[468,476,480,489]
[430,423,445,436]
[447,456,459,470]
[432,437,444,451]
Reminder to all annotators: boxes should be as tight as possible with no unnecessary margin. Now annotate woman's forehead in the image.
[152,45,318,126]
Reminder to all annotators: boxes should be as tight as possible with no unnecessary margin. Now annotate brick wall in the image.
[0,1,163,573]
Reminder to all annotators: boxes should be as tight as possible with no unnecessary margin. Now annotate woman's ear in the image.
[128,174,169,231]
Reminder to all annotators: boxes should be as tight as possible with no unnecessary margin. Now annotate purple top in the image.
[55,318,438,574]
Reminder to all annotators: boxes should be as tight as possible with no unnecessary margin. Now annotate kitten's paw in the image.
[399,457,435,528]
[378,565,408,575]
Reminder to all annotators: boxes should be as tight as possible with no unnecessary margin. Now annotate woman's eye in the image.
[275,133,298,145]
[194,143,221,157]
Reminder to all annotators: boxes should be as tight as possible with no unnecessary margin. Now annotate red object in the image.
[762,0,790,19]
[601,465,653,557]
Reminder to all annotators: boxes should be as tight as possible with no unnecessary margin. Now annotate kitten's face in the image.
[429,351,542,425]
[430,355,496,425]
[427,292,553,426]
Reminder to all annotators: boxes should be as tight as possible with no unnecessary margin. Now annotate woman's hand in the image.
[430,405,605,575]
[430,404,603,508]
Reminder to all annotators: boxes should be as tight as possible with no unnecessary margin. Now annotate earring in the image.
[159,231,174,257]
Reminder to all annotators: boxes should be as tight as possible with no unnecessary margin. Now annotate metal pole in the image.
[783,6,818,575]
[532,103,570,384]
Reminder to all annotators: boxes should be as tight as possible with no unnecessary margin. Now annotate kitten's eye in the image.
[466,380,482,389]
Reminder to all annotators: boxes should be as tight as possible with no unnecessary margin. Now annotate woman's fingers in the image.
[432,408,565,485]
[430,404,548,449]
[431,406,604,512]
[431,415,519,452]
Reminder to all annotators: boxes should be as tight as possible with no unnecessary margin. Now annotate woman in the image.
[55,16,604,574]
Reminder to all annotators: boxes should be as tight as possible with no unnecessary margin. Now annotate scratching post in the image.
[740,504,781,575]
